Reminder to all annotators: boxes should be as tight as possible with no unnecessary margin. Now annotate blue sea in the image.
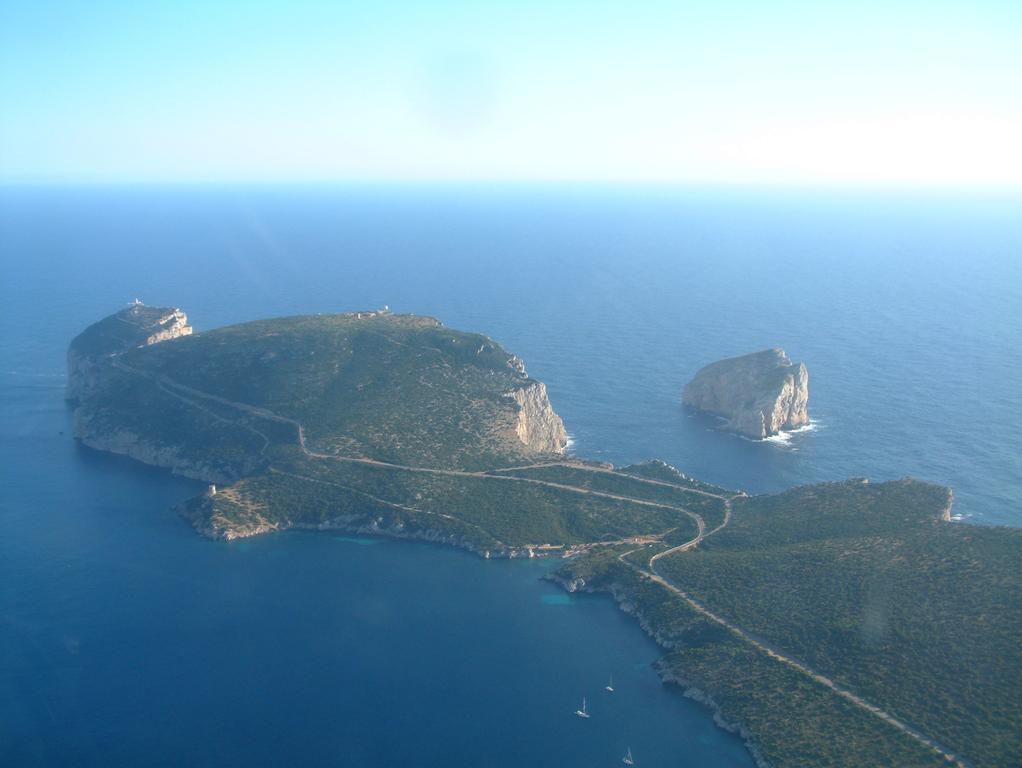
[2,185,1021,766]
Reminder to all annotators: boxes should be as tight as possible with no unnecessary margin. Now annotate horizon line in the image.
[4,177,1022,193]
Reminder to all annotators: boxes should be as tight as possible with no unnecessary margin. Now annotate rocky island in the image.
[682,348,809,439]
[67,305,1020,768]
[67,302,568,490]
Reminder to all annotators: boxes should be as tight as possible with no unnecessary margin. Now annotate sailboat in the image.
[605,675,614,693]
[574,697,590,719]
[622,746,635,765]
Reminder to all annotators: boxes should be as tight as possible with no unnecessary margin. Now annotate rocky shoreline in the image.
[66,304,192,403]
[181,497,564,561]
[683,348,809,440]
[546,570,770,768]
[74,413,261,485]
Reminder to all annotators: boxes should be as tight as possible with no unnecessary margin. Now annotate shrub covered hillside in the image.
[654,480,1022,768]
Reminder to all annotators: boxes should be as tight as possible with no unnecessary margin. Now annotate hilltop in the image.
[67,305,1020,768]
[556,479,1021,767]
[68,305,567,482]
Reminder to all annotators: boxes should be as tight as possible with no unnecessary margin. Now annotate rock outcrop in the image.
[682,348,808,439]
[71,409,259,484]
[67,303,191,402]
[66,303,220,480]
[68,305,569,484]
[508,381,568,454]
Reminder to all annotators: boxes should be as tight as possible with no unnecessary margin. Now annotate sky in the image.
[1,0,1021,184]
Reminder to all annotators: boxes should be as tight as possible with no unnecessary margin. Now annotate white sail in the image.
[574,696,590,718]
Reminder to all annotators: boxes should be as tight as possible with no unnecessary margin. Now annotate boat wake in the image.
[762,419,822,446]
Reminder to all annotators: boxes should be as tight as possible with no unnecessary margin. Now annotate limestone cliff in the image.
[66,303,232,481]
[682,348,809,439]
[71,408,259,484]
[67,303,191,402]
[68,305,569,483]
[508,381,568,454]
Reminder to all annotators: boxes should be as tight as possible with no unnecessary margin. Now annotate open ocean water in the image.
[2,185,1020,766]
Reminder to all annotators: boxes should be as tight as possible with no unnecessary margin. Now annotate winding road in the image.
[622,498,969,767]
[113,359,970,767]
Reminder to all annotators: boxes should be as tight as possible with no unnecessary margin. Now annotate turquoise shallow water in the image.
[2,185,1021,765]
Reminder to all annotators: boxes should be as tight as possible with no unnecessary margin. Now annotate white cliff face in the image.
[144,308,192,345]
[682,349,809,439]
[67,304,213,478]
[67,305,192,402]
[508,381,568,454]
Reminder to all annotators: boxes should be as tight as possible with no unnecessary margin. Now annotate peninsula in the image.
[68,305,1020,768]
[682,348,809,439]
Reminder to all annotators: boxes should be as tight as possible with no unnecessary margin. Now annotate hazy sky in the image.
[2,0,1020,184]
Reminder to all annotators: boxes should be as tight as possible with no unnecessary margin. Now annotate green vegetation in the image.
[71,307,1022,768]
[655,480,1022,767]
[491,463,729,531]
[72,308,707,553]
[79,370,269,477]
[557,480,1022,767]
[188,450,700,550]
[72,308,715,556]
[115,312,547,469]
[67,303,180,357]
[76,310,570,474]
[619,459,732,496]
[557,546,953,767]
